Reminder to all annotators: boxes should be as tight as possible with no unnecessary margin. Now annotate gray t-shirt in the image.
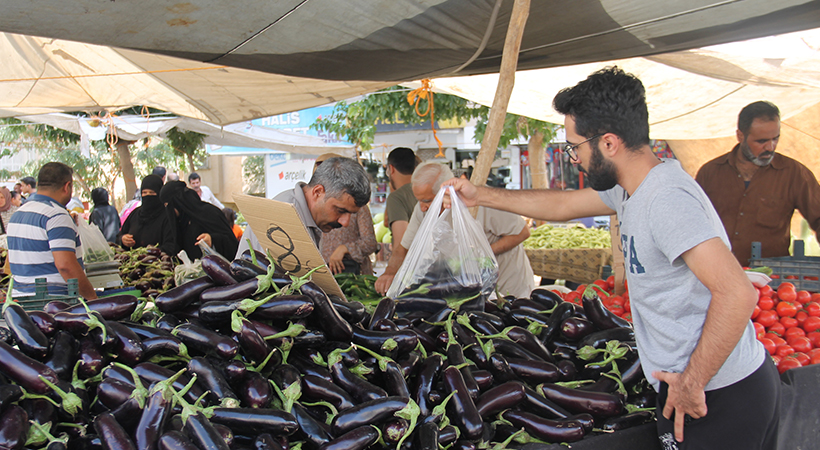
[598,159,764,392]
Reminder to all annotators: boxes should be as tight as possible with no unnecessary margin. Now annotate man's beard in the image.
[579,144,618,191]
[740,141,774,167]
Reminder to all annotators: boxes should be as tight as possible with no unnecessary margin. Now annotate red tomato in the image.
[623,299,631,314]
[751,305,761,320]
[772,355,782,366]
[788,336,812,353]
[806,276,820,281]
[768,321,786,337]
[757,296,775,311]
[605,275,615,292]
[811,293,820,303]
[608,304,625,317]
[767,334,786,346]
[565,291,580,304]
[807,331,820,348]
[776,345,795,357]
[780,316,798,329]
[793,352,811,367]
[575,284,587,294]
[609,295,624,307]
[756,310,779,328]
[797,290,812,305]
[622,313,633,322]
[602,297,614,308]
[785,275,799,280]
[777,356,802,374]
[776,301,798,318]
[805,302,820,317]
[795,310,808,327]
[778,283,797,303]
[803,316,820,334]
[759,285,774,299]
[759,337,776,355]
[785,326,807,341]
[753,322,766,339]
[807,348,820,365]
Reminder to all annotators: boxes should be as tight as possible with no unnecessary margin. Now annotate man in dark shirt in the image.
[696,101,820,266]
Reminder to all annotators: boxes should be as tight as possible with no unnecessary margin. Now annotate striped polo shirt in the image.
[7,193,83,295]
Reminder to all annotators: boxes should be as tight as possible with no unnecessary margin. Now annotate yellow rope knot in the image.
[407,79,444,158]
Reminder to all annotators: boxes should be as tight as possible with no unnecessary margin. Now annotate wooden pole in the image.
[470,0,531,197]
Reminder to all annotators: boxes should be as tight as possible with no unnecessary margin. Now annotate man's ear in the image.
[600,133,621,157]
[309,184,326,200]
[736,129,744,144]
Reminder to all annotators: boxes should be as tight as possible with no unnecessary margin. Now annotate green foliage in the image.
[243,155,265,195]
[165,127,207,171]
[310,86,558,152]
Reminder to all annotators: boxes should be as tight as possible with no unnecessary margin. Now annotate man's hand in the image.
[328,245,347,274]
[121,234,136,247]
[653,371,708,443]
[196,233,212,247]
[441,177,479,208]
[375,274,394,296]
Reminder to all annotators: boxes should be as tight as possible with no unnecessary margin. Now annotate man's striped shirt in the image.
[7,193,83,295]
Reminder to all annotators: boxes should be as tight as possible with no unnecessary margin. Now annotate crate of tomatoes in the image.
[748,240,820,292]
[751,281,820,374]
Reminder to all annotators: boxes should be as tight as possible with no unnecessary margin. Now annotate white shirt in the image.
[198,185,225,209]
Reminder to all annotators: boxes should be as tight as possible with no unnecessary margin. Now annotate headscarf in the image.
[139,175,166,221]
[91,187,109,207]
[0,187,11,213]
[160,180,234,235]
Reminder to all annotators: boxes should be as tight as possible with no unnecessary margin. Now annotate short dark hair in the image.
[37,162,73,190]
[20,177,36,188]
[553,66,650,151]
[738,101,780,135]
[152,166,167,178]
[188,172,201,182]
[308,157,371,207]
[387,147,417,175]
[223,207,237,223]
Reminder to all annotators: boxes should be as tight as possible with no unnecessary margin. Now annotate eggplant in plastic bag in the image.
[386,186,498,311]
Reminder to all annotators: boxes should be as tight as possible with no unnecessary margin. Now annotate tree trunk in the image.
[187,153,195,174]
[471,0,530,214]
[115,140,138,200]
[528,130,547,189]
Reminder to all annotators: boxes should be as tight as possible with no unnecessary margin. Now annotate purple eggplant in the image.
[540,383,625,418]
[187,358,239,408]
[539,301,577,343]
[351,327,418,356]
[442,366,483,441]
[183,412,230,450]
[300,282,352,341]
[446,344,479,400]
[3,303,50,359]
[329,358,387,404]
[96,378,135,411]
[142,336,189,360]
[0,405,28,450]
[413,354,443,417]
[560,317,596,341]
[230,259,267,281]
[368,298,396,330]
[172,323,238,360]
[157,432,198,450]
[94,411,137,450]
[28,311,57,337]
[301,375,355,411]
[582,293,632,330]
[506,357,560,385]
[291,403,331,448]
[201,255,238,286]
[62,295,139,321]
[236,371,273,409]
[416,421,439,450]
[0,340,60,394]
[155,277,215,313]
[134,363,205,406]
[394,297,448,315]
[0,386,23,417]
[206,408,297,436]
[78,336,107,379]
[317,425,379,450]
[106,321,146,365]
[488,353,518,384]
[578,327,634,350]
[475,381,526,418]
[502,410,585,443]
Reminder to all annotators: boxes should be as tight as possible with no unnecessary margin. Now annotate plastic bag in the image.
[387,186,499,310]
[174,249,204,286]
[77,220,115,263]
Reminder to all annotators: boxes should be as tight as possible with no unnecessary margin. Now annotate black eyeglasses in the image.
[564,134,602,162]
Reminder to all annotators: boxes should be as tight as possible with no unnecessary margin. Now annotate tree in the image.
[311,86,558,188]
[165,128,207,173]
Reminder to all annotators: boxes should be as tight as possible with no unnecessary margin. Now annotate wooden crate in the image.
[526,248,614,284]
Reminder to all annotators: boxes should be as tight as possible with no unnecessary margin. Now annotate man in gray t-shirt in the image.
[445,68,778,450]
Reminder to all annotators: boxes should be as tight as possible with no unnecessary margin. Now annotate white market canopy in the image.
[415,27,820,140]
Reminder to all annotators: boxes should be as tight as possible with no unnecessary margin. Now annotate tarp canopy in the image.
[13,113,357,157]
[0,0,819,82]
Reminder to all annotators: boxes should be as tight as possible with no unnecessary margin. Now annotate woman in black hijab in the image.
[160,180,238,259]
[89,187,121,243]
[117,175,179,255]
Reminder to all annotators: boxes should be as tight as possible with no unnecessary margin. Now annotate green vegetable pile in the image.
[335,273,380,304]
[523,224,611,249]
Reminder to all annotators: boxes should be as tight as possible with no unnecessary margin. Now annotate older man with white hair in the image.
[375,161,534,298]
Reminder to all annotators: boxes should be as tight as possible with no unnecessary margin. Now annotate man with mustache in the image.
[444,68,779,449]
[696,101,820,266]
[235,156,371,257]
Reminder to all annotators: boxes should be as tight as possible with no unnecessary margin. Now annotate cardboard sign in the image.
[233,193,344,299]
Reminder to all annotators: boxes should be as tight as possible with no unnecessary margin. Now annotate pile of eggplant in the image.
[114,246,176,298]
[0,250,656,450]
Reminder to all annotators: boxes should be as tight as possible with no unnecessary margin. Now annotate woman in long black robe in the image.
[117,175,179,256]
